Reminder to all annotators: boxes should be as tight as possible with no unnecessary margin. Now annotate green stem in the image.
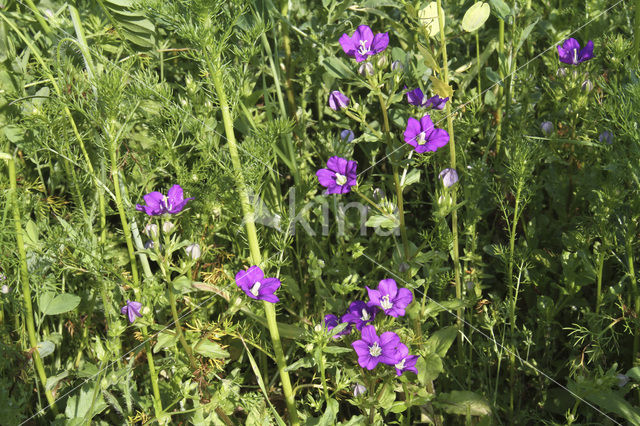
[627,233,639,366]
[475,30,482,99]
[141,326,163,417]
[108,123,139,287]
[2,153,58,414]
[23,0,51,34]
[318,350,329,404]
[496,18,505,153]
[208,57,299,426]
[596,249,605,314]
[167,284,198,370]
[373,88,410,263]
[436,0,463,349]
[634,0,640,61]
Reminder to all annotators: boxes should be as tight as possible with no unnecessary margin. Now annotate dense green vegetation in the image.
[0,0,639,424]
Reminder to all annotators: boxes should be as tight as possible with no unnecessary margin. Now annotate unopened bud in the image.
[185,243,201,260]
[163,221,175,234]
[144,223,158,238]
[358,62,374,76]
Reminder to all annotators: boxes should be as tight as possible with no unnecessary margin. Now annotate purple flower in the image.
[136,185,193,216]
[351,325,402,370]
[339,25,389,63]
[324,314,352,338]
[403,115,450,153]
[405,88,448,110]
[439,168,459,188]
[329,91,350,111]
[121,300,143,323]
[316,156,357,194]
[394,343,419,376]
[599,130,613,145]
[366,279,413,317]
[406,87,426,106]
[340,129,355,142]
[557,38,594,65]
[541,121,554,136]
[341,300,377,330]
[235,266,280,303]
[425,95,449,110]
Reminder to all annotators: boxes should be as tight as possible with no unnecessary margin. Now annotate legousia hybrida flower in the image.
[404,115,450,153]
[406,87,448,110]
[341,300,377,330]
[557,38,594,65]
[235,265,280,303]
[394,343,419,376]
[328,91,350,111]
[121,300,143,323]
[351,325,402,370]
[316,156,357,194]
[339,25,389,63]
[136,184,193,216]
[366,279,413,317]
[439,168,459,188]
[324,314,352,338]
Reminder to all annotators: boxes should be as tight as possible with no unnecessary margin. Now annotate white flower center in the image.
[335,173,347,186]
[368,342,382,357]
[360,309,370,321]
[416,131,427,145]
[395,358,406,370]
[573,49,578,64]
[358,39,370,56]
[163,195,172,211]
[250,281,261,296]
[380,295,393,310]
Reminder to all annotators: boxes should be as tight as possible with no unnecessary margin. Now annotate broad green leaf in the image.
[285,356,314,372]
[485,67,503,86]
[426,326,458,357]
[418,2,441,37]
[194,339,229,359]
[419,353,444,383]
[40,292,81,315]
[489,0,510,20]
[154,331,177,353]
[423,299,467,318]
[402,169,421,189]
[322,56,356,80]
[36,341,55,358]
[323,346,353,354]
[627,367,640,381]
[417,43,440,72]
[515,20,538,56]
[366,214,399,229]
[568,381,640,424]
[434,391,491,416]
[46,371,69,391]
[462,2,491,32]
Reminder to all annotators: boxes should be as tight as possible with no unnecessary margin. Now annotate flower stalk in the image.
[208,57,300,426]
[2,153,58,414]
[436,0,463,349]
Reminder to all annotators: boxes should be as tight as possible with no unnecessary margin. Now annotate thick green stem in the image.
[141,326,163,417]
[209,58,299,426]
[496,18,505,153]
[108,126,139,287]
[627,234,639,366]
[2,153,58,414]
[374,89,410,263]
[436,0,463,346]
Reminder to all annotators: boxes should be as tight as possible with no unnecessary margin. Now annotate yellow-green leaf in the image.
[430,76,454,98]
[418,2,441,37]
[462,2,491,32]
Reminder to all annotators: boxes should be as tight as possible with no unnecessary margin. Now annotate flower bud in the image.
[438,168,459,188]
[185,243,201,260]
[353,383,367,396]
[617,374,630,387]
[144,223,158,238]
[163,221,175,234]
[340,129,355,143]
[556,67,567,77]
[581,79,594,92]
[376,55,387,68]
[358,62,374,76]
[328,90,350,110]
[391,60,404,72]
[540,121,554,136]
[1,285,8,294]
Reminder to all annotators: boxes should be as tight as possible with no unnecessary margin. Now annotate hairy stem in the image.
[2,153,58,414]
[209,57,299,426]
